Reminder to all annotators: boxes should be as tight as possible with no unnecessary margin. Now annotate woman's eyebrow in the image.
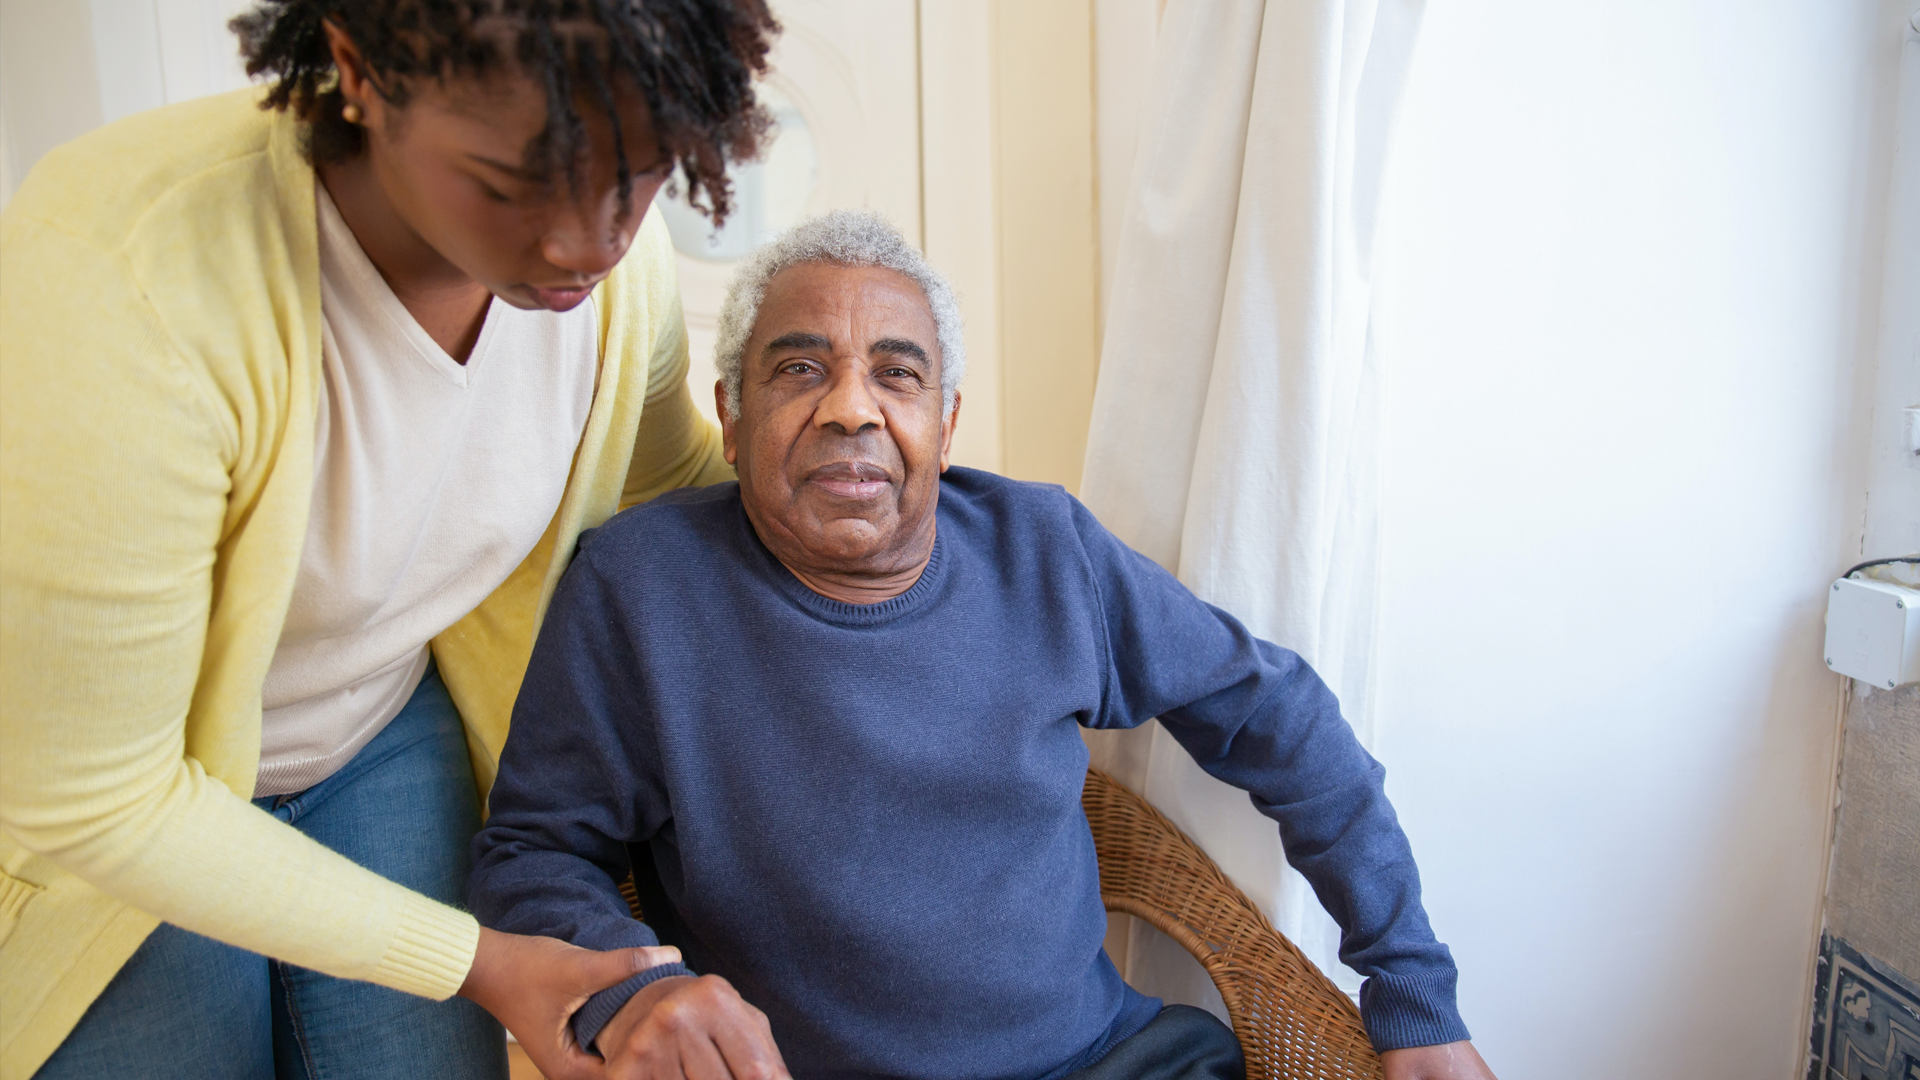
[467,149,674,176]
[465,153,552,181]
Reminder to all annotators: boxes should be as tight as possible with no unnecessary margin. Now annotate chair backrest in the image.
[1081,767,1385,1080]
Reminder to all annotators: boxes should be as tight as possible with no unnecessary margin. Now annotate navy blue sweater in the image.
[470,469,1467,1080]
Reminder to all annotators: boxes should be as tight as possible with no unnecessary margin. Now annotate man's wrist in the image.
[1360,968,1470,1051]
[574,961,698,1052]
[592,972,700,1054]
[1379,1039,1497,1080]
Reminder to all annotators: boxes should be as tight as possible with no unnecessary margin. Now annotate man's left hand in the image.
[1380,1041,1497,1080]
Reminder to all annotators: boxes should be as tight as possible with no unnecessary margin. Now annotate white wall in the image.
[1369,2,1897,1077]
[1857,9,1920,566]
[0,0,252,202]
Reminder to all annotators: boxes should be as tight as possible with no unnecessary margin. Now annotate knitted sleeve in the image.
[0,218,477,1002]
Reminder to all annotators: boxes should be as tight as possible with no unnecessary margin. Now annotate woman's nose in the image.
[542,204,632,278]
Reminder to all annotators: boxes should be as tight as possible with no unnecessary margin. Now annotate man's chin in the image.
[782,511,904,562]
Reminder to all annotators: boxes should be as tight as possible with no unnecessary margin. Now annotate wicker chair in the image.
[620,768,1382,1080]
[1082,767,1383,1080]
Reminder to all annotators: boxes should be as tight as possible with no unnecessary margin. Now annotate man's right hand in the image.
[594,972,792,1080]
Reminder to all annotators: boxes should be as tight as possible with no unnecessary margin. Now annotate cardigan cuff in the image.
[1358,968,1472,1051]
[370,894,480,1000]
[572,962,698,1052]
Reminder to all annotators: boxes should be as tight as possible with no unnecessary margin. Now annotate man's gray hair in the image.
[714,209,965,420]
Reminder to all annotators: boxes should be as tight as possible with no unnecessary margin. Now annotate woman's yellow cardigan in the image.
[0,89,731,1078]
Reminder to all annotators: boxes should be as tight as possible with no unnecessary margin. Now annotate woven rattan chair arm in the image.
[1083,768,1384,1080]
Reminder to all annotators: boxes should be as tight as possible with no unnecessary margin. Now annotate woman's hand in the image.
[594,972,792,1080]
[459,926,683,1080]
[1381,1041,1497,1080]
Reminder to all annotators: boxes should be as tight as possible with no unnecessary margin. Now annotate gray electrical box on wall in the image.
[1824,577,1920,689]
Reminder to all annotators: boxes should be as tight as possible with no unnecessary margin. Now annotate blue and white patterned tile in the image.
[1809,934,1920,1080]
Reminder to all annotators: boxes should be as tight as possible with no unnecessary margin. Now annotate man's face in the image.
[720,262,959,579]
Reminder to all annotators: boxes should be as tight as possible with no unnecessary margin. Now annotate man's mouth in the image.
[807,462,893,500]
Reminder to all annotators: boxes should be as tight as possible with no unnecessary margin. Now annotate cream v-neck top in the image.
[256,187,598,796]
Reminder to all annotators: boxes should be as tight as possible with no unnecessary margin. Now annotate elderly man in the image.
[469,211,1496,1080]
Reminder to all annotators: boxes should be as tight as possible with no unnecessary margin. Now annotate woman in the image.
[0,3,776,1078]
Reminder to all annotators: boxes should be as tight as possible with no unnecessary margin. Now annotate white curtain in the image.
[1080,0,1426,1007]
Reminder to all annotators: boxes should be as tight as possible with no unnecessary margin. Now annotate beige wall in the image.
[921,0,1157,492]
[989,1,1101,492]
[919,1,1005,474]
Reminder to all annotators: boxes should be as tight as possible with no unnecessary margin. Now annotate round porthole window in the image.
[658,84,819,263]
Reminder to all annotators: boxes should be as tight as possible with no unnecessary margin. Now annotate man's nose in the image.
[541,200,631,278]
[815,364,884,434]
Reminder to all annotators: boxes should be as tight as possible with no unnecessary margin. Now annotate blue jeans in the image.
[38,662,508,1080]
[1065,1007,1243,1080]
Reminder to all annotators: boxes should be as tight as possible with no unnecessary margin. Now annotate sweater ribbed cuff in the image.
[370,894,480,1000]
[1358,968,1472,1052]
[572,962,697,1052]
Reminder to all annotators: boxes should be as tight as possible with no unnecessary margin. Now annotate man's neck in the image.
[759,520,938,606]
[778,552,932,605]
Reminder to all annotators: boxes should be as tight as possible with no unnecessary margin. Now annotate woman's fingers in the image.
[574,942,684,995]
[541,1044,612,1080]
[506,996,609,1080]
[638,945,684,968]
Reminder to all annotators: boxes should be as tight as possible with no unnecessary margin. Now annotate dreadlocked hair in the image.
[231,0,778,223]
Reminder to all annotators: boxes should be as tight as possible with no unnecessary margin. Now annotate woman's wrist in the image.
[457,926,503,1003]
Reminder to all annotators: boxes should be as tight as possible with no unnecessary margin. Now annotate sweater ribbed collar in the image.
[740,501,949,627]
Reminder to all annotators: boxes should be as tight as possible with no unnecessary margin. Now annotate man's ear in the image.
[716,380,738,466]
[938,390,961,472]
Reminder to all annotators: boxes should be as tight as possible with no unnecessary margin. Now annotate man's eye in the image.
[479,182,512,204]
[781,361,815,375]
[881,367,914,379]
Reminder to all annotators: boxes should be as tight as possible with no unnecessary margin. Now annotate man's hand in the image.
[594,972,791,1080]
[459,926,683,1080]
[1381,1041,1497,1080]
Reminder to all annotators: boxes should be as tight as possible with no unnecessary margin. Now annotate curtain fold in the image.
[1080,0,1426,1007]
